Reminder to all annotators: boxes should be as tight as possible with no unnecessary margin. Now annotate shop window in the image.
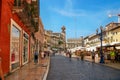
[11,25,20,70]
[22,33,29,64]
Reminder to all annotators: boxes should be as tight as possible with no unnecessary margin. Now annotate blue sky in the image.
[40,0,120,39]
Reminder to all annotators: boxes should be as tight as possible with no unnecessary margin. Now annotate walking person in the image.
[91,50,95,62]
[110,50,115,63]
[34,50,38,64]
[115,50,118,62]
[81,52,84,61]
[69,52,72,58]
[67,51,72,61]
[41,51,45,59]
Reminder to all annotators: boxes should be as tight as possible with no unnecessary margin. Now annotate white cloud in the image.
[51,0,87,17]
[54,8,87,17]
[107,9,120,16]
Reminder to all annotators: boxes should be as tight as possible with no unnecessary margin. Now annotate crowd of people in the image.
[73,48,120,63]
[103,49,120,63]
[33,47,120,64]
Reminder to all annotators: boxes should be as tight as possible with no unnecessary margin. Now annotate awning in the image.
[111,42,120,45]
[116,46,120,49]
[86,46,97,51]
[97,43,111,47]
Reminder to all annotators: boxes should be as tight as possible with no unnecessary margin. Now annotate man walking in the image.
[92,50,95,62]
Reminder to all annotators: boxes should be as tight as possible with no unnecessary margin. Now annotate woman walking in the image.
[34,50,38,64]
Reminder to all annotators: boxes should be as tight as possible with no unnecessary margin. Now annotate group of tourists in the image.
[105,49,120,63]
[91,49,120,63]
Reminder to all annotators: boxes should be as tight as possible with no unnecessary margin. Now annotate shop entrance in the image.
[22,33,29,64]
[11,25,20,70]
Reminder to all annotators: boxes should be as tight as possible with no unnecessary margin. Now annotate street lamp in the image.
[96,26,104,63]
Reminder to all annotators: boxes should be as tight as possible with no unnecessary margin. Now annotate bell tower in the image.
[61,26,66,50]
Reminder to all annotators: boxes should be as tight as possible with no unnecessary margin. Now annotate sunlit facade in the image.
[67,37,83,49]
[0,0,39,75]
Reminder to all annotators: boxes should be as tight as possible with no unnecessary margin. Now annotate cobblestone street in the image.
[47,55,120,80]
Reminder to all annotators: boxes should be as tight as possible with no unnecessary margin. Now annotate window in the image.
[116,39,118,42]
[113,32,114,35]
[111,37,113,42]
[113,40,115,42]
[23,33,29,63]
[14,0,21,6]
[11,25,20,70]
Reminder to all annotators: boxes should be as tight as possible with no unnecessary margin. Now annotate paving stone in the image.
[47,55,120,80]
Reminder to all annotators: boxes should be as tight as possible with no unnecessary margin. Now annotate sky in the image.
[40,0,120,39]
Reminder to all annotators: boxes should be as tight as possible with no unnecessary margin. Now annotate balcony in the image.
[12,0,39,32]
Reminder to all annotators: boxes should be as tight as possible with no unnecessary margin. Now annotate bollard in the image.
[0,58,4,80]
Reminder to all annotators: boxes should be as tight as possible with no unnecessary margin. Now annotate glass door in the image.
[22,33,29,64]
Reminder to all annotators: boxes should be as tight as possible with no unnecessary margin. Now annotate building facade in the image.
[67,37,83,49]
[105,22,120,45]
[44,30,52,51]
[0,0,39,75]
[34,18,44,53]
[84,22,120,51]
[44,26,66,51]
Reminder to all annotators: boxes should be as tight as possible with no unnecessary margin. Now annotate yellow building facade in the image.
[105,22,120,45]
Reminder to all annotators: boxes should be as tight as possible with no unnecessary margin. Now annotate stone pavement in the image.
[47,55,120,80]
[5,57,50,80]
[84,56,120,70]
[62,53,120,70]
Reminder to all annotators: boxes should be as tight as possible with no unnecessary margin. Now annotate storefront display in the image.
[22,33,29,64]
[11,25,20,70]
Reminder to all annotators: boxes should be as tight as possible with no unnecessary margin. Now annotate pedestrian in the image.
[66,51,68,57]
[44,51,46,58]
[91,50,95,62]
[41,51,45,59]
[110,50,115,63]
[95,51,99,62]
[69,54,71,61]
[53,51,55,56]
[81,52,84,61]
[115,50,118,62]
[34,50,38,64]
[69,52,72,58]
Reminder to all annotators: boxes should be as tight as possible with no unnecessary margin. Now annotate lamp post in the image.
[96,26,104,63]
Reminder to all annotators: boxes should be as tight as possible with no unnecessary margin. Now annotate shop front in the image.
[10,20,21,71]
[10,19,30,71]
